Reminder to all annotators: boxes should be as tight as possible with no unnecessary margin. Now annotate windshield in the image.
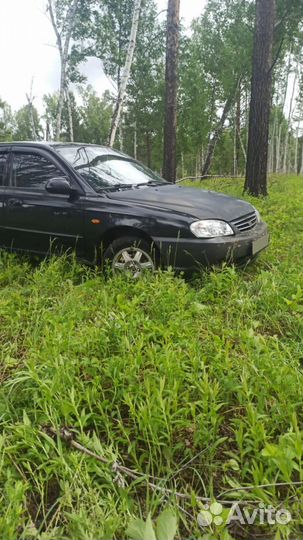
[55,145,167,191]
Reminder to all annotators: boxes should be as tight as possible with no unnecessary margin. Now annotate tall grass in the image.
[0,175,303,539]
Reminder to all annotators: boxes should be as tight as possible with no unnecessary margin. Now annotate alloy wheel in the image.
[112,246,155,277]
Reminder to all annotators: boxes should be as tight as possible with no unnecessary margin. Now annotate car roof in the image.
[0,141,125,156]
[0,141,51,147]
[0,141,111,149]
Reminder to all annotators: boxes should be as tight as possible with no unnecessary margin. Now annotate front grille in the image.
[231,211,258,232]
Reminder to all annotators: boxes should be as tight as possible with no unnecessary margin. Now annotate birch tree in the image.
[118,0,165,169]
[47,0,79,140]
[201,82,240,177]
[282,62,298,173]
[65,89,74,142]
[108,0,142,147]
[180,0,252,179]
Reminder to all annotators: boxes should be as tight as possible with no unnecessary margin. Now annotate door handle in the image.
[8,198,23,208]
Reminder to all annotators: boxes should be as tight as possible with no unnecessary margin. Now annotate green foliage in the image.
[75,0,135,87]
[14,104,43,141]
[0,98,14,142]
[77,86,113,144]
[42,87,112,144]
[123,1,165,168]
[71,0,165,166]
[127,509,177,540]
[27,0,301,178]
[178,0,254,177]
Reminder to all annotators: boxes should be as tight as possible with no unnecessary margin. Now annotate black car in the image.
[0,142,269,275]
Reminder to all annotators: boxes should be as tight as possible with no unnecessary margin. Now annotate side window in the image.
[13,153,64,190]
[0,153,8,186]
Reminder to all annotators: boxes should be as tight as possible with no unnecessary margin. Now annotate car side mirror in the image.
[45,177,76,196]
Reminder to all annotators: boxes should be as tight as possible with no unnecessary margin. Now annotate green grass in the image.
[1,175,303,539]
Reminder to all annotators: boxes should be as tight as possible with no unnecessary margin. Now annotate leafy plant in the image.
[127,509,177,540]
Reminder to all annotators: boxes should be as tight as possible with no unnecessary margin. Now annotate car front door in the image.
[4,147,86,256]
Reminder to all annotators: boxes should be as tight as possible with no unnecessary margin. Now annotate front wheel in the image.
[103,236,157,277]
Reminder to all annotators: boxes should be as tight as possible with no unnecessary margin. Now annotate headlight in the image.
[253,207,261,222]
[190,220,234,238]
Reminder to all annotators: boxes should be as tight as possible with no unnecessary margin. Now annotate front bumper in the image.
[154,222,269,271]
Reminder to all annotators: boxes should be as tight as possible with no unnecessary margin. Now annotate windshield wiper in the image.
[96,184,135,192]
[96,186,121,192]
[96,182,166,192]
[147,181,167,186]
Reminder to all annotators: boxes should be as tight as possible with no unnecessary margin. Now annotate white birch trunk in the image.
[119,112,124,151]
[233,109,237,176]
[276,123,282,172]
[245,86,249,148]
[283,65,298,174]
[181,152,185,178]
[201,145,205,168]
[48,0,79,141]
[236,124,247,164]
[134,121,137,159]
[275,50,291,173]
[270,114,276,173]
[26,80,37,141]
[294,126,299,174]
[109,0,142,147]
[65,89,74,142]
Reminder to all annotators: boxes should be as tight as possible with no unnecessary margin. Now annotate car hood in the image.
[106,184,253,221]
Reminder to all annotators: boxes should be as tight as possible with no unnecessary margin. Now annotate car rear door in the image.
[0,148,9,248]
[4,146,86,256]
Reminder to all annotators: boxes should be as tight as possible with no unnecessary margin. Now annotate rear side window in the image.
[0,153,8,186]
[12,153,64,190]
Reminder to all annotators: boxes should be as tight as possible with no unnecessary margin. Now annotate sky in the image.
[0,0,206,112]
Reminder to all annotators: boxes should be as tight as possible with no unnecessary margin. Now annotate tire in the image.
[103,235,158,277]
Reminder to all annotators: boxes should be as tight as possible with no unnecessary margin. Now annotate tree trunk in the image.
[46,121,50,142]
[48,0,79,141]
[134,121,137,160]
[269,114,276,174]
[109,0,142,147]
[272,109,278,172]
[244,0,276,196]
[245,86,249,148]
[146,131,152,168]
[162,0,181,183]
[201,89,237,177]
[282,65,298,174]
[119,112,124,151]
[235,91,247,167]
[56,53,67,140]
[237,128,248,165]
[294,126,299,174]
[195,154,199,179]
[65,89,74,142]
[181,152,185,178]
[200,83,216,177]
[233,107,237,176]
[236,90,241,174]
[26,84,37,141]
[276,122,282,172]
[275,50,291,172]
